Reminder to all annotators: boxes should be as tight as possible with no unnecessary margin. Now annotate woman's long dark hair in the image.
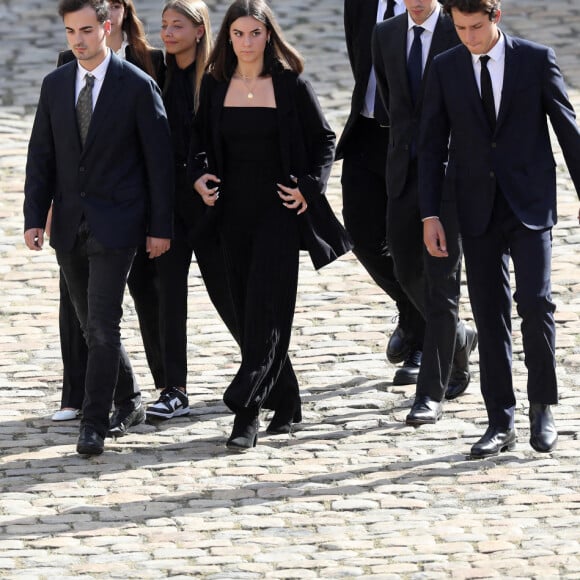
[208,0,304,82]
[117,0,158,81]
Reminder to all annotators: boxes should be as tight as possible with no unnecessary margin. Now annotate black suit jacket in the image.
[372,11,460,199]
[336,0,382,160]
[24,53,174,250]
[57,46,166,87]
[189,70,352,270]
[419,33,580,236]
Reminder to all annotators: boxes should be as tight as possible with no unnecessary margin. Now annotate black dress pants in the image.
[387,162,462,400]
[341,115,424,342]
[56,220,140,437]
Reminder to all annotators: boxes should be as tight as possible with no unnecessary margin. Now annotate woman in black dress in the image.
[190,0,352,450]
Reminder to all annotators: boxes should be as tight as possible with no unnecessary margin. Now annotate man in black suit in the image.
[420,0,580,457]
[24,0,174,456]
[372,0,477,426]
[337,0,426,386]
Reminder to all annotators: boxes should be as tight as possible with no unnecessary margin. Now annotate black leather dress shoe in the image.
[470,426,516,459]
[393,350,422,385]
[107,403,145,438]
[445,325,478,400]
[405,395,443,426]
[386,325,411,365]
[77,425,104,456]
[529,403,557,452]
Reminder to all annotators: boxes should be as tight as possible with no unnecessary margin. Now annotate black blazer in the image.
[336,0,382,160]
[188,69,352,269]
[419,33,580,236]
[372,11,460,199]
[57,46,166,87]
[24,53,174,250]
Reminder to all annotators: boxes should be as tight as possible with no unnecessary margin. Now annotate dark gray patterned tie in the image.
[76,73,95,145]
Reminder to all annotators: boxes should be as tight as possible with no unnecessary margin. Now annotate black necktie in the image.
[76,73,95,145]
[479,55,496,130]
[383,0,396,20]
[407,26,424,105]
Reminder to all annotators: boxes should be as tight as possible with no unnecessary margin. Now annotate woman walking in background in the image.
[147,0,240,422]
[189,0,352,450]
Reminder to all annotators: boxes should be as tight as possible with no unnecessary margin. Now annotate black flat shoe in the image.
[266,402,302,435]
[108,402,145,438]
[226,411,260,451]
[405,395,443,426]
[77,425,104,456]
[446,325,478,400]
[470,426,516,459]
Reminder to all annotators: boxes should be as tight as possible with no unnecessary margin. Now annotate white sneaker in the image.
[146,387,190,420]
[52,408,81,421]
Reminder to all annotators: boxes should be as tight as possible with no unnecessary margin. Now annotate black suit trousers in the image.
[387,162,462,400]
[341,116,424,341]
[462,192,557,430]
[56,220,140,437]
[57,242,165,410]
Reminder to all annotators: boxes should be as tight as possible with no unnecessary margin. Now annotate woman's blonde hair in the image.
[162,0,212,108]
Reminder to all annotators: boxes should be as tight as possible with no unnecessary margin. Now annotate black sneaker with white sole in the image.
[146,387,190,420]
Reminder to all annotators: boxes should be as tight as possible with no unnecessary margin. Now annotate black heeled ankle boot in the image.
[226,410,260,451]
[266,397,302,435]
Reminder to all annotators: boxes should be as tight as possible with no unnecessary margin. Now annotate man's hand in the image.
[146,236,171,259]
[24,228,44,251]
[423,218,448,258]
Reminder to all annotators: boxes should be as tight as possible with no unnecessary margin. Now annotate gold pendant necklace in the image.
[236,71,259,99]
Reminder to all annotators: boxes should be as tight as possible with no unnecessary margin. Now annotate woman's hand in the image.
[277,176,308,215]
[194,173,221,206]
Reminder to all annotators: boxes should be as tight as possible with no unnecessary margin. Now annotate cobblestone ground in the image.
[0,1,579,578]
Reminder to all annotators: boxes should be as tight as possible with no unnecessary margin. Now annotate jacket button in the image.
[80,192,86,197]
[79,166,85,172]
[491,142,497,148]
[490,172,495,178]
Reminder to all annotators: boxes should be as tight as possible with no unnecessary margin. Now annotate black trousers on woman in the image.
[220,203,301,414]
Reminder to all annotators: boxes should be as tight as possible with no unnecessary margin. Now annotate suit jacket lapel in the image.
[495,34,518,133]
[273,74,292,181]
[455,45,491,130]
[82,54,123,153]
[210,80,228,176]
[59,63,83,153]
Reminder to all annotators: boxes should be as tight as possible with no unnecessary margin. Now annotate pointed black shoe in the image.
[446,325,478,400]
[529,403,557,453]
[226,411,260,451]
[266,399,302,435]
[405,395,443,426]
[77,425,104,456]
[470,426,516,459]
[392,350,422,385]
[386,325,411,364]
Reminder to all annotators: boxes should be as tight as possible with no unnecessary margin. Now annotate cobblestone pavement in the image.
[0,1,579,578]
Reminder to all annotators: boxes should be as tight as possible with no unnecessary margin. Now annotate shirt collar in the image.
[77,47,111,83]
[407,3,441,34]
[471,29,505,65]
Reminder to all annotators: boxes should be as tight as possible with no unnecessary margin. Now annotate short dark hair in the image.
[443,0,500,21]
[58,0,110,23]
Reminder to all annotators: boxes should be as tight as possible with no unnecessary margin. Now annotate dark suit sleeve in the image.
[542,47,580,199]
[371,24,389,124]
[135,79,174,238]
[24,78,55,231]
[294,77,336,201]
[417,58,451,219]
